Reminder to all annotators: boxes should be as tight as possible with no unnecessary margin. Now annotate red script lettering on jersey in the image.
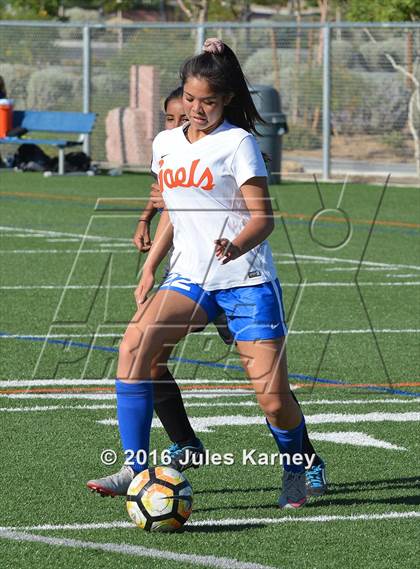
[158,159,215,191]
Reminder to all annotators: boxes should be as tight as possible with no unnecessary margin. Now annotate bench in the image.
[0,110,96,175]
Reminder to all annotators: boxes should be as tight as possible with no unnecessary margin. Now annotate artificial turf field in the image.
[0,171,419,569]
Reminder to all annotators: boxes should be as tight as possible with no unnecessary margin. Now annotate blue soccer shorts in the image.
[159,273,288,341]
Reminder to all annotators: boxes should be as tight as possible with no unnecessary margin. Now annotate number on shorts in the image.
[163,274,192,291]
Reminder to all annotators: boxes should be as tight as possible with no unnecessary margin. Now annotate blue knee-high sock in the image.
[267,417,306,473]
[116,379,153,473]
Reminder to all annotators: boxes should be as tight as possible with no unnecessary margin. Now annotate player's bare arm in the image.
[135,209,174,304]
[150,182,165,209]
[133,183,166,252]
[214,176,274,264]
[132,197,157,252]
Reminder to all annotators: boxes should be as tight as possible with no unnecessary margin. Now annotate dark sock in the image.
[291,391,323,467]
[153,370,198,446]
[213,312,234,345]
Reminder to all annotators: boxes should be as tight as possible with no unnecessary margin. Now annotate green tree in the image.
[342,1,420,176]
[0,0,59,17]
[176,0,288,23]
[344,0,420,22]
[0,0,145,18]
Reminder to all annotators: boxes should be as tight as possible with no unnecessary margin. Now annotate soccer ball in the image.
[126,466,193,532]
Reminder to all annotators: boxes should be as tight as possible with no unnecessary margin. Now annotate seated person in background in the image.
[0,75,7,166]
[0,75,6,99]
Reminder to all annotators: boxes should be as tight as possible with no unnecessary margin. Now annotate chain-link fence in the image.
[0,21,419,180]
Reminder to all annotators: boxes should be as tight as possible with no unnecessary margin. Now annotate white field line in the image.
[4,223,416,273]
[0,325,220,340]
[0,530,275,569]
[0,253,330,262]
[193,511,420,526]
[1,329,419,337]
[3,231,418,271]
[284,398,420,406]
[0,285,135,290]
[0,384,255,401]
[0,378,256,392]
[2,279,420,287]
[1,511,418,533]
[285,412,420,424]
[0,378,250,386]
[0,402,250,412]
[386,274,419,278]
[0,378,253,386]
[99,243,134,248]
[275,252,420,272]
[1,399,419,413]
[0,379,116,387]
[275,260,334,265]
[0,393,251,401]
[0,225,130,243]
[1,394,418,406]
[191,511,420,526]
[46,238,81,243]
[0,392,254,401]
[0,405,406,449]
[98,412,420,432]
[0,377,248,391]
[324,267,404,272]
[7,391,257,400]
[1,234,58,238]
[0,404,115,413]
[284,282,420,286]
[289,328,420,334]
[0,384,248,391]
[307,431,406,450]
[0,249,132,254]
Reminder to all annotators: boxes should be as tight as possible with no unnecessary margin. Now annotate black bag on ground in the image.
[13,144,52,171]
[65,151,91,172]
[7,126,28,138]
[49,151,91,173]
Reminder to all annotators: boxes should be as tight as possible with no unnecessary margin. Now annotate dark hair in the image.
[180,43,264,134]
[164,86,183,112]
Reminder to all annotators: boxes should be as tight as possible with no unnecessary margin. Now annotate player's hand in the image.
[134,269,155,305]
[214,238,241,265]
[132,220,152,252]
[150,183,165,209]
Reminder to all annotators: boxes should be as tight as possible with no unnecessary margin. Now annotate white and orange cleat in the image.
[86,465,135,497]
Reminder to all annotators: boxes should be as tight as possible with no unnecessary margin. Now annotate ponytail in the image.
[180,41,264,134]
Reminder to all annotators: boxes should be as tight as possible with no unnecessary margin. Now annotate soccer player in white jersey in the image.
[135,85,327,489]
[131,87,233,473]
[87,38,318,508]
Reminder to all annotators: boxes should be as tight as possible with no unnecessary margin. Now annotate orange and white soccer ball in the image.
[126,466,193,532]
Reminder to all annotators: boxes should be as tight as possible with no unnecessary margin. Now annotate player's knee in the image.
[263,392,300,423]
[260,397,287,423]
[260,393,293,422]
[118,339,130,361]
[118,336,140,364]
[150,363,169,380]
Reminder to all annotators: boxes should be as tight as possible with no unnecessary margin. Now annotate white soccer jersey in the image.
[151,120,278,291]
